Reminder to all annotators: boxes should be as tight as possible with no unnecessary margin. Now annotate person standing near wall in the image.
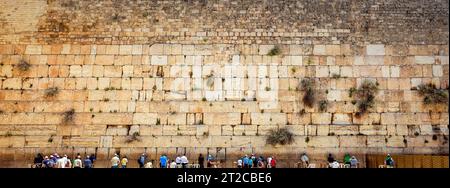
[111,154,120,168]
[198,154,204,168]
[73,156,83,168]
[121,156,128,168]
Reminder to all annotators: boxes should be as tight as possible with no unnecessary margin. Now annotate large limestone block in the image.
[311,113,332,125]
[366,45,385,56]
[230,136,252,147]
[24,136,61,148]
[95,55,114,65]
[63,136,99,147]
[307,136,339,148]
[204,113,241,125]
[359,125,387,135]
[339,136,367,147]
[139,125,162,136]
[210,136,232,147]
[367,136,386,147]
[415,56,435,64]
[251,113,287,125]
[25,45,42,55]
[329,125,359,135]
[105,125,128,136]
[386,136,406,148]
[151,55,168,65]
[133,113,158,124]
[332,113,352,125]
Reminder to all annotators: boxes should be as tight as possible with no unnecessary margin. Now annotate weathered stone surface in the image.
[0,0,448,166]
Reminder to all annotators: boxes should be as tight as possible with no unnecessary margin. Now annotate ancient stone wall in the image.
[0,0,448,167]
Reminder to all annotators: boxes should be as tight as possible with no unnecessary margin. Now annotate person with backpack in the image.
[385,154,395,168]
[138,153,146,168]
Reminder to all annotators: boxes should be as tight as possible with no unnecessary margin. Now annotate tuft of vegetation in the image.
[319,100,328,112]
[206,72,214,88]
[5,131,12,137]
[351,80,378,117]
[331,73,341,79]
[266,128,295,146]
[44,87,59,97]
[111,13,126,22]
[299,78,315,108]
[305,136,310,143]
[104,87,119,91]
[267,46,282,56]
[202,97,207,101]
[348,87,357,97]
[17,59,31,72]
[265,86,271,91]
[62,109,75,124]
[156,118,161,125]
[125,132,141,143]
[417,83,448,105]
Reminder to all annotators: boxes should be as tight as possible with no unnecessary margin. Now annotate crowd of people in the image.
[33,153,96,168]
[32,152,395,168]
[235,154,277,168]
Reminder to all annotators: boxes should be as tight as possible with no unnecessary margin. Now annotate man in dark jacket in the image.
[198,154,205,168]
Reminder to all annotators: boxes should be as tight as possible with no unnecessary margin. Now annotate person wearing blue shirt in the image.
[160,154,168,168]
[84,155,93,168]
[243,155,249,168]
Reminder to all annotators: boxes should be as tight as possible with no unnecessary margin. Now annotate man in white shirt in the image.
[144,161,153,168]
[181,155,188,168]
[330,160,340,168]
[170,160,177,168]
[176,155,182,166]
[56,157,65,168]
[237,158,243,168]
[300,153,309,168]
[111,154,120,168]
[267,156,272,168]
[73,156,83,168]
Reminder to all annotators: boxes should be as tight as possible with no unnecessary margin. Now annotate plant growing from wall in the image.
[267,46,282,56]
[62,109,75,124]
[318,100,328,112]
[17,59,31,72]
[299,78,315,108]
[44,87,59,97]
[125,132,141,143]
[351,80,378,117]
[206,72,215,88]
[417,83,448,105]
[266,128,295,146]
